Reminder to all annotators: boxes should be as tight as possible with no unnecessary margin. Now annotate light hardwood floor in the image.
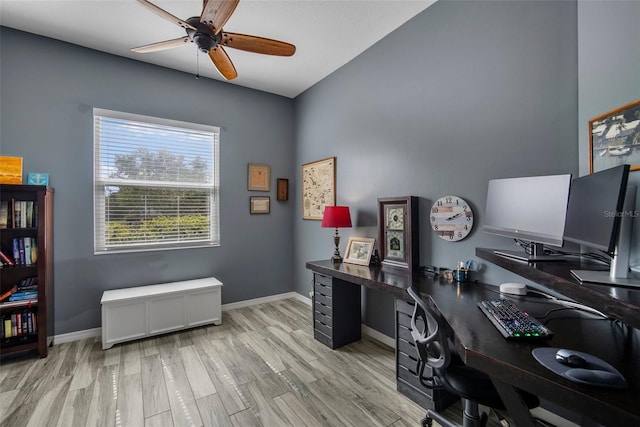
[0,298,469,427]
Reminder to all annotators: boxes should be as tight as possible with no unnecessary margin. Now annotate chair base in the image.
[423,399,489,427]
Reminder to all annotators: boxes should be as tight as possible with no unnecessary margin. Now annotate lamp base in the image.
[331,228,343,263]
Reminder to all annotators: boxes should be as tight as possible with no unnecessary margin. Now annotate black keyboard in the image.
[478,299,553,340]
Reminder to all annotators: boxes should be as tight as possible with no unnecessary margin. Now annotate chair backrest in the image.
[407,286,451,370]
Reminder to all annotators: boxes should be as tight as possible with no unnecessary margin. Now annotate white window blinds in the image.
[94,108,220,254]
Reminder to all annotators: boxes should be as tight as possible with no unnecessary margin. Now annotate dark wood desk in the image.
[476,248,640,329]
[306,259,640,427]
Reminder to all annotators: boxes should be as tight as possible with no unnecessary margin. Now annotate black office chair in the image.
[406,286,539,427]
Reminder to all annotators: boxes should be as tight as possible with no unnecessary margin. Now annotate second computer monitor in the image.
[484,173,572,262]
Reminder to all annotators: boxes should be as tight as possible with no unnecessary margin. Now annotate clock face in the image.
[386,206,405,230]
[430,196,474,241]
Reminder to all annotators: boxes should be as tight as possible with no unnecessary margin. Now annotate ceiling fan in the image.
[131,0,296,80]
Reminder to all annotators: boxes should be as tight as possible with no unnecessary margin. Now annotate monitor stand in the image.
[571,185,639,288]
[494,243,565,263]
[571,270,639,287]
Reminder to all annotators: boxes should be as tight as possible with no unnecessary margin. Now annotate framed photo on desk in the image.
[344,237,375,266]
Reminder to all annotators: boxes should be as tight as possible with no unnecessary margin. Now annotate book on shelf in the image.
[11,313,17,336]
[18,239,25,265]
[23,238,32,265]
[8,199,39,228]
[12,199,20,228]
[0,201,8,228]
[8,291,38,302]
[30,239,38,264]
[17,276,38,291]
[11,238,20,265]
[33,202,38,227]
[25,201,33,228]
[10,237,37,265]
[20,201,27,228]
[2,310,36,338]
[3,318,11,338]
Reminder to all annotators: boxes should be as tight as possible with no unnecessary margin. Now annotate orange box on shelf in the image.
[0,156,23,184]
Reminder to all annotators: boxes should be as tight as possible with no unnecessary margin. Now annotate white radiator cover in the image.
[101,277,222,349]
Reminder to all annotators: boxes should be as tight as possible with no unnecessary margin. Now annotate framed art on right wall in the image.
[589,99,640,173]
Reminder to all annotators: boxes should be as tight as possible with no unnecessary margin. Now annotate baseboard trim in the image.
[53,291,393,348]
[54,327,101,344]
[221,291,300,311]
[362,324,395,348]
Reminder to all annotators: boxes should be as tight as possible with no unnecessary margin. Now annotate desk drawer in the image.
[396,298,415,316]
[397,324,414,343]
[314,292,332,307]
[313,329,334,349]
[398,364,432,396]
[314,310,332,327]
[397,310,412,329]
[397,337,417,359]
[398,350,419,373]
[314,300,332,316]
[314,273,332,288]
[314,319,332,337]
[314,281,332,298]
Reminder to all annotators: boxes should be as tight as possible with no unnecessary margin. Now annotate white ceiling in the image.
[0,0,436,98]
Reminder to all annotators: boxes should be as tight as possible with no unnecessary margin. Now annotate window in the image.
[94,108,220,254]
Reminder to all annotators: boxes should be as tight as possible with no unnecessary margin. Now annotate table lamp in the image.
[321,206,352,263]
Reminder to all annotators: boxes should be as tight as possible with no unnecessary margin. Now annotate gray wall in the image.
[577,0,640,267]
[2,0,638,339]
[0,28,296,335]
[294,0,580,337]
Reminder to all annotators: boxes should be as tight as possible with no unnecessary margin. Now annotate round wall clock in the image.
[430,195,474,241]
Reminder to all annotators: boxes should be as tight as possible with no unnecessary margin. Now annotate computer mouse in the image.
[564,368,627,389]
[555,349,587,368]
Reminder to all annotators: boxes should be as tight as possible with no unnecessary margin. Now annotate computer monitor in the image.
[564,164,638,287]
[483,173,572,262]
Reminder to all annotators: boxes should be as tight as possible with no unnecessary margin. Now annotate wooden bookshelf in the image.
[0,184,53,357]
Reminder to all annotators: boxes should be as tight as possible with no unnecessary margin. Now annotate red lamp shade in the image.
[321,206,352,228]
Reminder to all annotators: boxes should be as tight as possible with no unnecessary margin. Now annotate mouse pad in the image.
[532,347,627,389]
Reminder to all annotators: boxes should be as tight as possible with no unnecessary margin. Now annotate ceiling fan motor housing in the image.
[186,17,221,52]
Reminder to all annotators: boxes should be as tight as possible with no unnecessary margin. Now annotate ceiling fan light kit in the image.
[132,0,296,80]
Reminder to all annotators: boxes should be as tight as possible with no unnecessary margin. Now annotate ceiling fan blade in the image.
[208,46,238,80]
[200,0,240,35]
[221,32,296,56]
[131,36,191,53]
[135,0,196,30]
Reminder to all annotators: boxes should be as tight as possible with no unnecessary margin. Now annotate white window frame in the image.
[93,108,220,254]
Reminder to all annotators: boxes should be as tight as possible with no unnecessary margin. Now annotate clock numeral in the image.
[434,225,438,230]
[458,232,463,238]
[464,225,468,230]
[437,200,443,207]
[446,197,453,204]
[467,216,471,221]
[431,216,435,222]
[449,233,454,240]
[432,207,438,213]
[463,205,467,210]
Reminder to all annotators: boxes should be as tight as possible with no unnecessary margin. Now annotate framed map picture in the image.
[302,157,336,220]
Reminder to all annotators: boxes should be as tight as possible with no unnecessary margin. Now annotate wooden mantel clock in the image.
[377,196,419,271]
